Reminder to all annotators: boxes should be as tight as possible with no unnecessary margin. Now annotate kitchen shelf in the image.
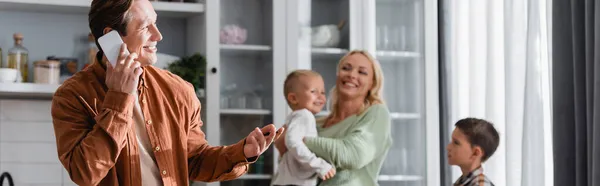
[238,174,272,180]
[220,44,272,56]
[316,111,420,120]
[378,175,423,181]
[220,44,272,51]
[376,0,416,5]
[389,112,420,119]
[0,0,205,18]
[375,51,421,58]
[311,48,349,55]
[220,109,272,115]
[0,83,60,99]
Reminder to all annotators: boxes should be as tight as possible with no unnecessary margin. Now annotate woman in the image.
[276,50,392,186]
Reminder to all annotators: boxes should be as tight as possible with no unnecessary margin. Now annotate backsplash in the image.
[0,99,77,186]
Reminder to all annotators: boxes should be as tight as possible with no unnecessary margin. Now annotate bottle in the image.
[8,33,29,82]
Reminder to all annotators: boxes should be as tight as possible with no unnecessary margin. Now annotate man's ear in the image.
[287,93,298,105]
[103,27,113,35]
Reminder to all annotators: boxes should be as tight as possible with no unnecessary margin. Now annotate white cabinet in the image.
[0,0,439,185]
[284,0,440,186]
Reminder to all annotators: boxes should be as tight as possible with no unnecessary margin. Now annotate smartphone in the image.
[263,130,281,136]
[97,30,130,67]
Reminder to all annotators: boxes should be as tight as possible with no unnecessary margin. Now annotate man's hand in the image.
[322,167,336,180]
[106,43,142,94]
[244,124,284,158]
[274,125,288,156]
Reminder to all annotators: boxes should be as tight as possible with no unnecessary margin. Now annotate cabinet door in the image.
[286,0,361,117]
[366,0,439,186]
[204,0,281,185]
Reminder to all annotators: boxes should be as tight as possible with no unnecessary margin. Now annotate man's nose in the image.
[151,25,163,41]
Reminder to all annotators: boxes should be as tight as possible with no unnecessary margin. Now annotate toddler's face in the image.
[446,128,476,166]
[292,75,326,114]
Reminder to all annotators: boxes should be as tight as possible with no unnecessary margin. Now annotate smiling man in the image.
[50,0,283,186]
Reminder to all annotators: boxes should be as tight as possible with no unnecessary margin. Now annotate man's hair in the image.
[89,0,134,63]
[283,70,322,103]
[455,118,500,162]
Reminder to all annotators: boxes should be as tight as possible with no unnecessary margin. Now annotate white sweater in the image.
[271,109,332,186]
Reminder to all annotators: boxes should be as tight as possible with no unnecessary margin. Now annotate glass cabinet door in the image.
[204,0,278,185]
[288,0,354,116]
[373,0,427,186]
[219,0,274,185]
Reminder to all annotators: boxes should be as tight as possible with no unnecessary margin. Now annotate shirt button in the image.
[147,120,152,125]
[155,146,160,151]
[162,170,167,175]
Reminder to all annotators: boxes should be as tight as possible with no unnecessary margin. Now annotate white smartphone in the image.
[97,30,130,67]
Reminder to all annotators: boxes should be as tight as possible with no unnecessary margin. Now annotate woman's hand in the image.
[274,125,288,156]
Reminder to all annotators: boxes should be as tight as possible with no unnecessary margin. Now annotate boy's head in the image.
[283,70,326,114]
[447,118,499,167]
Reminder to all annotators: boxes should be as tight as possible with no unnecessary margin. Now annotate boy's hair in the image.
[283,70,322,103]
[455,118,500,162]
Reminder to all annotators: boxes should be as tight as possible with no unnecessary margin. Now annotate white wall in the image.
[0,10,187,82]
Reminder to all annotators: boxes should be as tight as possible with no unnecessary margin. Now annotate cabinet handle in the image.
[211,67,217,73]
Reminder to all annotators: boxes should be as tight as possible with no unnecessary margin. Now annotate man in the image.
[51,0,283,185]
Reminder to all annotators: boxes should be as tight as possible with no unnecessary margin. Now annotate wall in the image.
[0,10,187,82]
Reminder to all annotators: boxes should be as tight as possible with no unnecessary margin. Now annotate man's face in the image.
[122,0,162,66]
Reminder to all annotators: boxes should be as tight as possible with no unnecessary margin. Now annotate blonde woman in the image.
[276,50,392,186]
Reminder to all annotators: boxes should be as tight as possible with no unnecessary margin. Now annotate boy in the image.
[447,118,500,186]
[271,70,336,186]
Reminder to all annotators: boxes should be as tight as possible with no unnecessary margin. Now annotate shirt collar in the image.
[455,166,484,185]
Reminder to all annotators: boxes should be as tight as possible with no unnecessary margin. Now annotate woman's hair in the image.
[321,50,385,122]
[88,0,134,63]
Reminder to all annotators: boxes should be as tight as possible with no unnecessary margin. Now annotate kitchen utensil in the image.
[220,24,247,44]
[0,172,13,186]
[310,20,346,48]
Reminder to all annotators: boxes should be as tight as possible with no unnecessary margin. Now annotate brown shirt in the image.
[51,61,252,186]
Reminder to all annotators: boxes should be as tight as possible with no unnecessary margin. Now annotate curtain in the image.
[552,0,600,185]
[441,0,553,185]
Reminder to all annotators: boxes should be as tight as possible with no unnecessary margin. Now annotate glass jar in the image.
[34,60,61,84]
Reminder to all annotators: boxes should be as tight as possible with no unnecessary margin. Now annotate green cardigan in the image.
[304,104,392,186]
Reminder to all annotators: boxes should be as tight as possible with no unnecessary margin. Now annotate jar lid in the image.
[47,56,78,63]
[13,33,23,40]
[34,60,61,66]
